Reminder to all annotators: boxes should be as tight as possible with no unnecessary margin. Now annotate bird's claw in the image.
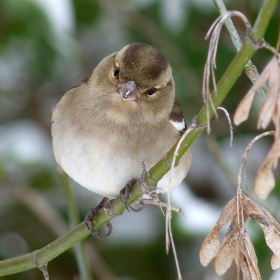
[134,198,144,212]
[120,179,142,212]
[138,161,164,213]
[84,197,113,239]
[104,222,113,237]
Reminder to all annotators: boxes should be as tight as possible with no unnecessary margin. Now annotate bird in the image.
[51,43,192,237]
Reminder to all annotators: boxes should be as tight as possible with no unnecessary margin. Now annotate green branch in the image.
[0,0,277,276]
[59,170,93,280]
[213,0,268,97]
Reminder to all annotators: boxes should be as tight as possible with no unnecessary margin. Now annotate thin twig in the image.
[203,11,253,133]
[217,106,233,148]
[236,131,275,223]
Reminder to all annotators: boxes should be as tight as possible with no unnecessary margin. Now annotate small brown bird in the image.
[51,43,192,236]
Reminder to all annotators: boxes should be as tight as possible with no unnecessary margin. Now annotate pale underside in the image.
[52,90,191,198]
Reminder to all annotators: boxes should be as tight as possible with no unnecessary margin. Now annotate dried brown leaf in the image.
[257,57,280,129]
[216,197,238,229]
[215,228,238,275]
[254,138,280,199]
[245,198,280,260]
[234,233,243,280]
[234,56,280,128]
[199,228,220,266]
[242,196,264,217]
[257,85,278,129]
[240,257,261,280]
[236,231,258,267]
[236,57,280,199]
[244,197,279,229]
[245,257,261,279]
[271,254,280,270]
[240,259,251,280]
[200,197,238,266]
[254,164,275,199]
[260,225,280,259]
[241,196,262,223]
[241,233,261,280]
[234,89,256,125]
[244,232,258,266]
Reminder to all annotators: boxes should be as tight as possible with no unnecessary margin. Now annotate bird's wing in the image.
[169,97,186,135]
[67,70,93,91]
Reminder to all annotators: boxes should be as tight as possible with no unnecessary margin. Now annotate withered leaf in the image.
[260,225,280,260]
[254,164,275,199]
[244,231,258,266]
[200,197,238,266]
[244,197,280,261]
[238,232,261,280]
[244,197,280,230]
[215,228,238,275]
[254,138,280,199]
[271,254,280,270]
[242,196,264,218]
[234,56,278,126]
[240,258,251,280]
[257,57,280,129]
[235,56,280,200]
[216,197,238,229]
[199,228,220,266]
[234,89,256,125]
[240,257,261,280]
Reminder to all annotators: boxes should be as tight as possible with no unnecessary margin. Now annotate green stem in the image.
[0,187,141,276]
[59,170,93,280]
[0,0,277,276]
[213,0,268,98]
[213,0,244,53]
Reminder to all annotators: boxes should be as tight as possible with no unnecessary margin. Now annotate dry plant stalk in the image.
[200,132,277,279]
[200,7,280,280]
[217,107,233,148]
[165,122,198,279]
[203,11,252,134]
[200,195,280,279]
[204,8,280,199]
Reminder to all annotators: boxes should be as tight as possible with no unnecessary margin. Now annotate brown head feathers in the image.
[116,43,171,89]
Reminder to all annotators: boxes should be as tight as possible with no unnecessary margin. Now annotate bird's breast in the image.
[52,114,179,198]
[51,90,181,197]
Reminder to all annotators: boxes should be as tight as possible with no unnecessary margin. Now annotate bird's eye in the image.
[113,67,119,78]
[147,88,157,96]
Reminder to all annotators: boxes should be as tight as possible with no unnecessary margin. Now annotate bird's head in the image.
[115,43,173,98]
[90,43,175,124]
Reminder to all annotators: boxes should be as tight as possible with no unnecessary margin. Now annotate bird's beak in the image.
[118,80,139,101]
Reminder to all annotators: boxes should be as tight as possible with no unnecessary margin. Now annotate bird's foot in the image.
[120,179,143,212]
[138,162,185,216]
[84,197,113,239]
[138,160,164,213]
[142,199,185,216]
